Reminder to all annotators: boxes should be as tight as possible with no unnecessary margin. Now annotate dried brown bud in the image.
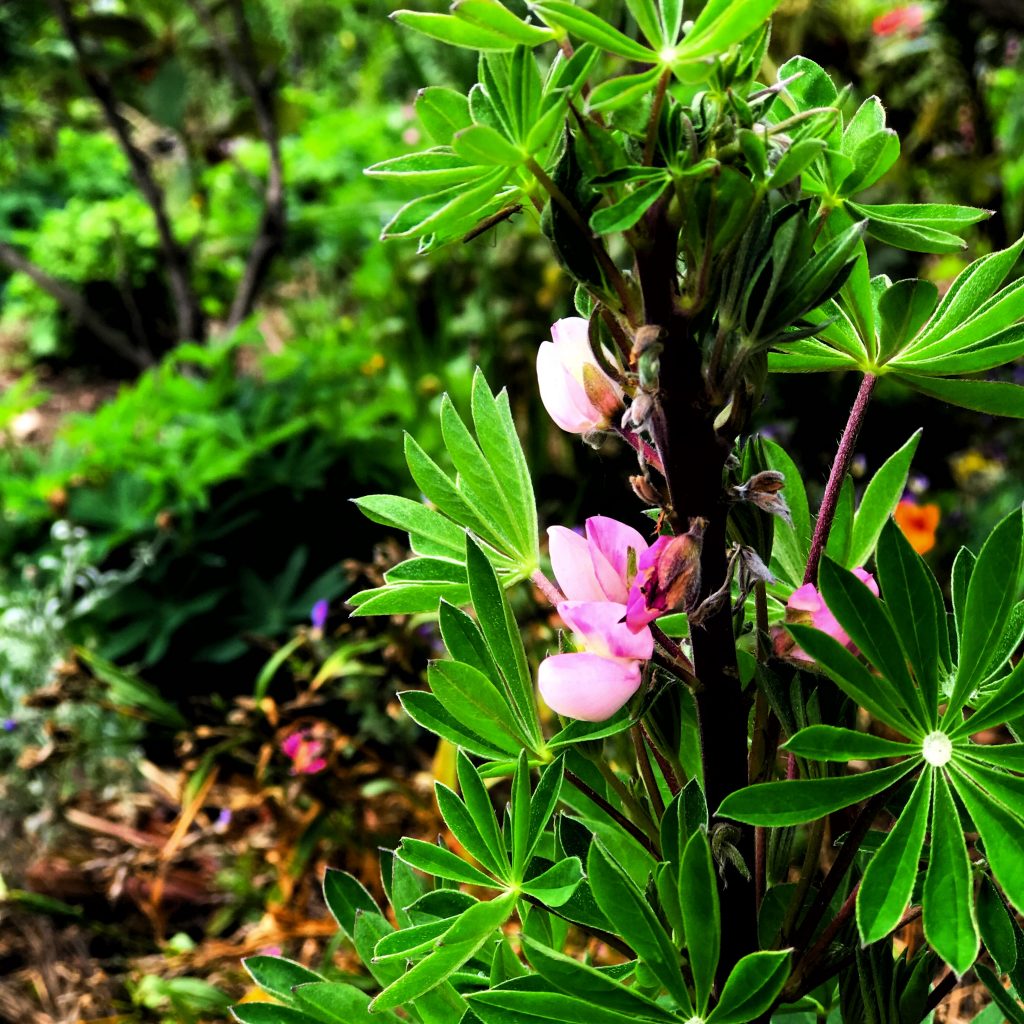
[629,474,662,505]
[733,470,792,526]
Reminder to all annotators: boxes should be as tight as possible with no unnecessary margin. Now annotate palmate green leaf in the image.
[951,661,1024,740]
[768,138,827,189]
[400,690,520,760]
[454,123,525,166]
[761,438,810,587]
[625,0,664,46]
[947,507,1024,711]
[787,624,923,736]
[977,875,1019,976]
[848,201,990,254]
[783,725,917,762]
[466,535,542,747]
[392,9,522,50]
[439,601,502,687]
[923,773,979,976]
[521,935,676,1020]
[877,280,939,363]
[824,477,854,565]
[717,760,915,826]
[681,831,719,1013]
[590,178,669,234]
[244,956,324,1004]
[839,97,899,193]
[292,982,403,1024]
[587,840,692,1013]
[949,765,1024,918]
[587,66,663,113]
[352,495,467,561]
[875,518,943,715]
[416,87,473,145]
[976,965,1024,1024]
[527,756,565,863]
[899,324,1024,376]
[453,0,556,46]
[818,558,931,728]
[374,917,457,963]
[521,857,583,906]
[367,149,491,190]
[436,781,506,878]
[322,868,379,942]
[511,750,532,878]
[349,582,471,616]
[893,375,1024,418]
[232,1005,318,1024]
[847,430,920,567]
[675,0,783,64]
[380,167,512,243]
[429,660,531,750]
[857,768,932,943]
[397,837,498,887]
[706,951,792,1024]
[532,1,657,62]
[470,986,660,1024]
[370,890,517,1012]
[457,750,510,872]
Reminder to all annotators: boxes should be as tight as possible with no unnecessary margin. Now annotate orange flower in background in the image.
[894,499,940,554]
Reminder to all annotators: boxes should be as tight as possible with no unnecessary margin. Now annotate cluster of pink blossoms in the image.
[534,316,881,722]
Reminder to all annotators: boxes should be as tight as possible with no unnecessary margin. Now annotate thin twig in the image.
[0,242,151,368]
[564,770,659,857]
[190,0,286,330]
[632,724,666,820]
[925,969,960,1015]
[804,373,877,584]
[49,0,204,345]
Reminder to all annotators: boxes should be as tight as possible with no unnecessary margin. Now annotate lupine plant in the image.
[233,3,1024,1022]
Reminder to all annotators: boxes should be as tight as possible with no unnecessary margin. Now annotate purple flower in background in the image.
[214,808,232,833]
[310,599,329,630]
[2,718,17,732]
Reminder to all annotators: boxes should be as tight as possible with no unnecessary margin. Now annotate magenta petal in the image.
[558,600,653,661]
[787,583,822,614]
[538,652,642,722]
[852,567,880,598]
[281,732,302,758]
[585,516,649,601]
[548,526,607,602]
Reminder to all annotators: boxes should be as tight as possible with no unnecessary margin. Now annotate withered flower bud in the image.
[733,469,792,526]
[629,474,662,505]
[625,516,707,632]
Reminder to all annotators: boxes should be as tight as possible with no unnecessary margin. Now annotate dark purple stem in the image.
[613,425,665,474]
[803,373,877,585]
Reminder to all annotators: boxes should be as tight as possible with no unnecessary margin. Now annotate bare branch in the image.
[48,0,205,345]
[191,0,286,330]
[0,242,153,369]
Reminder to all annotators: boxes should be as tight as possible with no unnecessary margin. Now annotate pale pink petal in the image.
[548,526,606,602]
[557,600,653,661]
[549,317,594,383]
[852,567,880,598]
[585,516,649,601]
[787,583,822,614]
[538,652,642,722]
[537,343,601,433]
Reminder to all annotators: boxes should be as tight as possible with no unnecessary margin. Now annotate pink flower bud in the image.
[786,567,880,661]
[625,518,706,633]
[537,317,623,433]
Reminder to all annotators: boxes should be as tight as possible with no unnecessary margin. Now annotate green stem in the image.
[564,769,659,857]
[643,69,672,166]
[632,723,666,820]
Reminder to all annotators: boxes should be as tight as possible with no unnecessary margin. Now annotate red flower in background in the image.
[872,5,926,37]
[894,499,940,554]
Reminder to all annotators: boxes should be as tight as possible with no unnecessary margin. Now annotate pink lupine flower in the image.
[548,515,649,604]
[280,730,328,775]
[537,317,623,433]
[872,5,925,36]
[539,601,653,721]
[786,567,880,662]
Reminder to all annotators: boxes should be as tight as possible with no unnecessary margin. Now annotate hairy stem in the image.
[564,770,659,856]
[530,569,565,608]
[804,373,877,584]
[613,425,665,474]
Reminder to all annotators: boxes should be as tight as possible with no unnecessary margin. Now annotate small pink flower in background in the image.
[872,5,925,36]
[548,515,648,603]
[280,730,328,775]
[786,567,880,662]
[537,317,623,433]
[539,601,653,721]
[310,598,329,631]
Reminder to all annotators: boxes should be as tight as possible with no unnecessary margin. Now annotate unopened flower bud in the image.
[537,317,624,434]
[625,517,707,632]
[629,474,662,505]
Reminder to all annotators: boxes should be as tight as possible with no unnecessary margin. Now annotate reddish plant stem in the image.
[530,569,565,608]
[803,373,877,585]
[613,425,665,474]
[925,970,960,1015]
